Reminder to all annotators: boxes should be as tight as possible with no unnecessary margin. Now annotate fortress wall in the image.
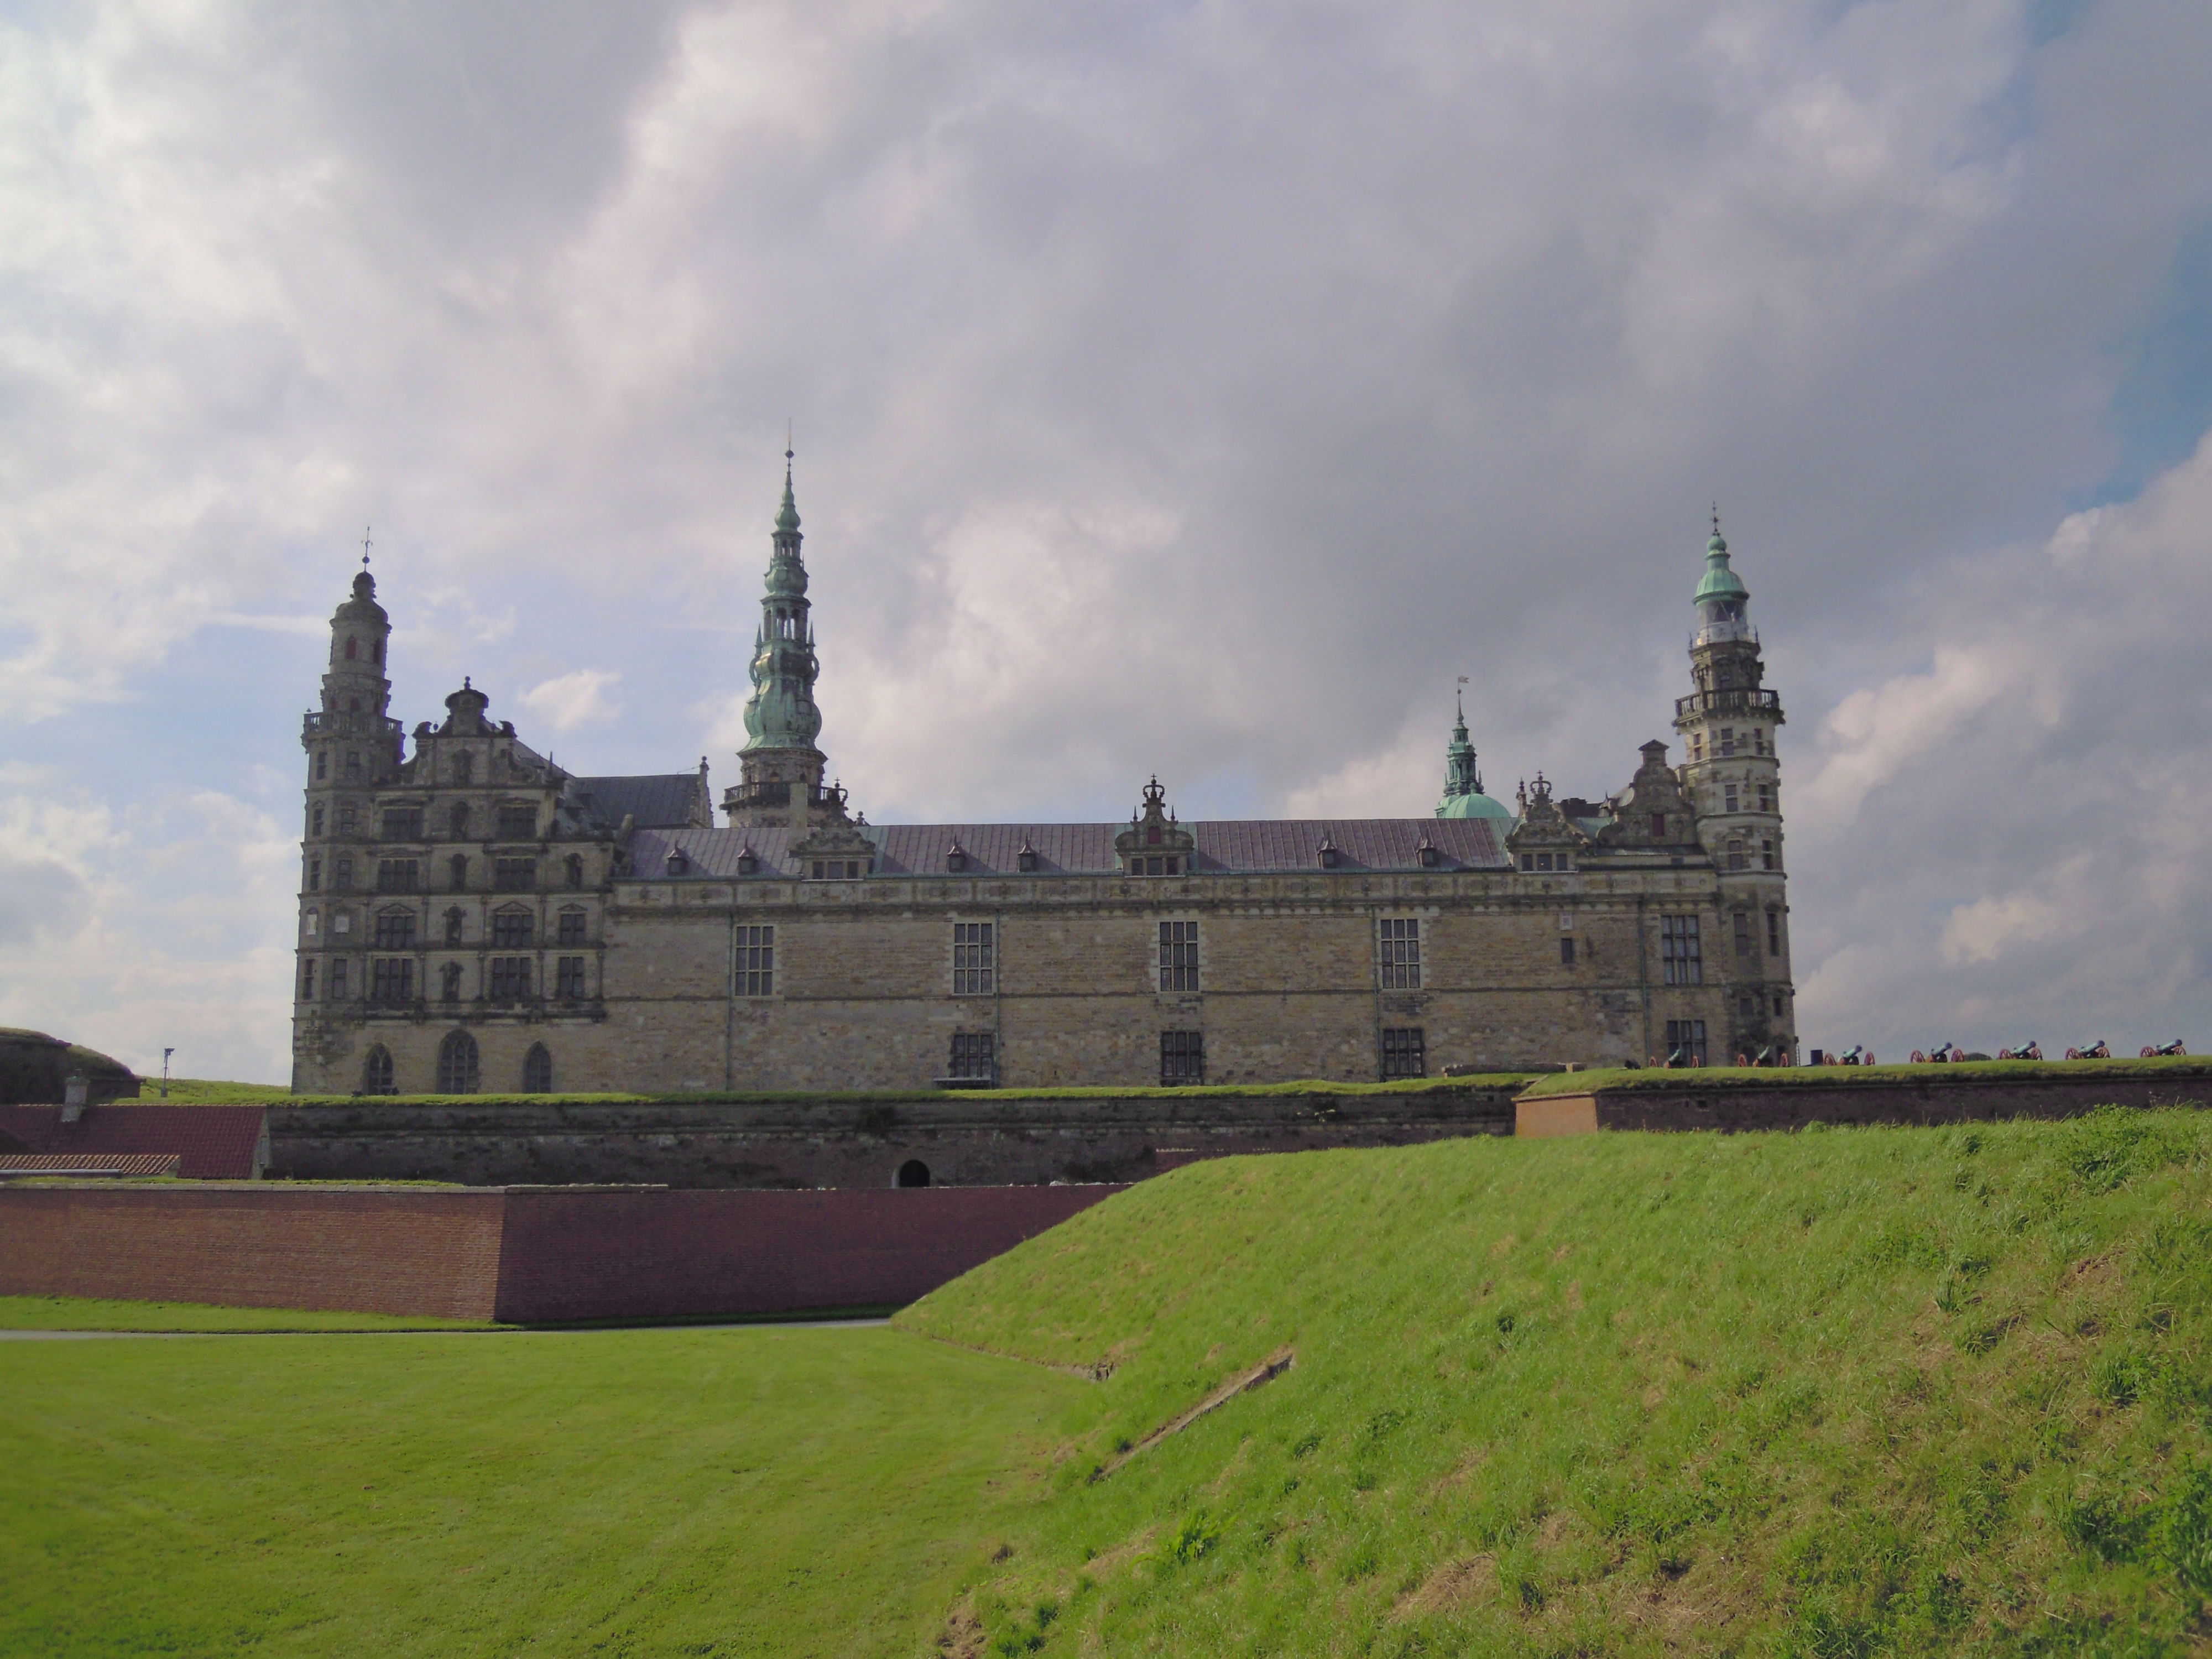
[264,1087,1520,1188]
[1519,1072,2212,1136]
[0,1182,1121,1321]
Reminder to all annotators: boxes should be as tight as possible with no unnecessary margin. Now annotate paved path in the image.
[0,1317,895,1340]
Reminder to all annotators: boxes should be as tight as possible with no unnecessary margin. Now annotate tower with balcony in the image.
[1672,518,1794,1061]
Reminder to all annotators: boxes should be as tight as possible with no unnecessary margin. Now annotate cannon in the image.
[1997,1041,2043,1061]
[2141,1040,2188,1057]
[2065,1041,2112,1060]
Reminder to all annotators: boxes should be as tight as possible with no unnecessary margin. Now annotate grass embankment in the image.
[168,1074,1530,1107]
[899,1110,2212,1655]
[1519,1054,2212,1097]
[0,1295,492,1332]
[0,1324,1080,1657]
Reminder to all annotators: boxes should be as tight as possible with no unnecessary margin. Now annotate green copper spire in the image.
[1436,687,1514,822]
[1692,507,1752,644]
[742,446,824,753]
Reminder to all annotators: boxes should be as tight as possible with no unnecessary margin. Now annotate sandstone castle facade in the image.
[293,464,1793,1094]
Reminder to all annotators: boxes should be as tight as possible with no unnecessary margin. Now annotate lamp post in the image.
[161,1047,175,1100]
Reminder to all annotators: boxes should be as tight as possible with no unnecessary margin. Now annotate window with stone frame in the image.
[1560,935,1576,966]
[448,802,470,838]
[377,859,420,893]
[369,958,414,1004]
[1727,839,1747,870]
[1734,911,1752,957]
[330,959,349,1000]
[497,804,538,840]
[810,859,864,879]
[449,854,468,889]
[1757,782,1773,812]
[315,752,327,781]
[494,857,536,891]
[1719,727,1736,757]
[381,806,425,841]
[1129,855,1181,876]
[300,960,317,1000]
[1660,915,1703,985]
[1159,921,1199,993]
[346,752,362,778]
[1762,839,1776,870]
[338,805,357,835]
[555,957,588,1000]
[488,957,532,1003]
[440,962,462,1001]
[557,908,587,946]
[311,804,325,836]
[565,854,585,890]
[1378,918,1421,989]
[948,1032,995,1081]
[522,1044,554,1093]
[436,1029,480,1094]
[953,922,995,995]
[307,857,322,891]
[372,910,416,949]
[332,910,352,937]
[1724,782,1739,813]
[738,925,774,997]
[443,907,465,945]
[1665,1018,1708,1066]
[1160,1030,1205,1086]
[362,1044,395,1094]
[491,909,534,948]
[1380,1027,1426,1079]
[1767,911,1782,957]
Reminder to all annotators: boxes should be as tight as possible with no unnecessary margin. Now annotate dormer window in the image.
[1318,838,1339,869]
[1129,855,1180,877]
[1417,838,1439,868]
[810,859,863,879]
[737,846,759,875]
[666,848,690,876]
[946,840,968,873]
[1017,840,1039,873]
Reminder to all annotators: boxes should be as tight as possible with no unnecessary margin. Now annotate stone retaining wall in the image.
[1517,1072,2212,1135]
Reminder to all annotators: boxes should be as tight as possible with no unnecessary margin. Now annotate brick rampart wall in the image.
[0,1182,1119,1321]
[1520,1072,2212,1135]
[268,1087,1517,1188]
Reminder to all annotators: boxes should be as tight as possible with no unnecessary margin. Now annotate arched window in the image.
[362,1045,395,1095]
[450,802,470,838]
[896,1159,931,1188]
[436,1029,480,1094]
[522,1044,553,1094]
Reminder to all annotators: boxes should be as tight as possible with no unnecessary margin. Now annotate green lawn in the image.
[0,1295,494,1332]
[898,1110,2212,1655]
[0,1324,1081,1657]
[1519,1053,2212,1095]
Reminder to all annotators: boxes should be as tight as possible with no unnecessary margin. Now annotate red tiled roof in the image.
[0,1153,180,1176]
[0,1105,267,1180]
[632,816,1508,881]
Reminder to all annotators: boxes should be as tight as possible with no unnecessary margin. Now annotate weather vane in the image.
[361,525,373,571]
[785,417,794,464]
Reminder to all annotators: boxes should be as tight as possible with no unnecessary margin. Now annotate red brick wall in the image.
[0,1186,505,1318]
[0,1182,1120,1322]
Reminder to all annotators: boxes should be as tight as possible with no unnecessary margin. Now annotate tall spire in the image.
[775,429,800,534]
[742,451,823,754]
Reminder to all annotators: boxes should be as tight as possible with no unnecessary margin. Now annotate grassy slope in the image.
[154,1075,1530,1106]
[0,1324,1079,1658]
[1520,1056,2212,1097]
[898,1112,2212,1656]
[0,1295,493,1332]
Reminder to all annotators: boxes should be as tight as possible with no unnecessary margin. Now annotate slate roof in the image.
[627,817,1509,880]
[0,1152,180,1176]
[566,773,712,832]
[0,1105,268,1180]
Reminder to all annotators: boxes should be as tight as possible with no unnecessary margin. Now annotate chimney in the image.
[61,1073,88,1123]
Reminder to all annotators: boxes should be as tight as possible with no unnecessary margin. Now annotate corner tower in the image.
[725,451,843,831]
[1672,515,1794,1061]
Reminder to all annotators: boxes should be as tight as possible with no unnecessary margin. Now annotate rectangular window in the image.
[1727,840,1748,871]
[311,804,325,837]
[1159,920,1199,993]
[810,859,863,879]
[496,805,538,840]
[372,911,416,949]
[488,957,532,1003]
[738,925,774,996]
[1724,783,1739,813]
[1665,1018,1708,1067]
[494,858,536,891]
[952,922,995,995]
[1767,911,1782,956]
[346,752,361,778]
[1129,855,1181,876]
[315,752,327,781]
[1719,728,1735,758]
[948,1032,995,1081]
[1738,993,1756,1019]
[1734,912,1752,957]
[555,956,587,999]
[1560,935,1576,966]
[557,910,587,946]
[376,859,420,893]
[1757,782,1773,812]
[300,961,316,1000]
[330,959,348,1000]
[1378,918,1421,989]
[1660,915,1703,985]
[1650,814,1666,839]
[1160,1030,1205,1086]
[333,856,353,889]
[1380,1027,1426,1079]
[369,958,414,1005]
[1762,839,1776,871]
[380,807,425,841]
[492,911,534,948]
[307,857,322,891]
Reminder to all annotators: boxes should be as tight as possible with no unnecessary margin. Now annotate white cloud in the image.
[521,667,625,733]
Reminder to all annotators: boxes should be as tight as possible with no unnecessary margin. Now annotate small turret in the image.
[1435,690,1514,823]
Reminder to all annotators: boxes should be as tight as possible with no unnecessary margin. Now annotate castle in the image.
[291,461,1793,1095]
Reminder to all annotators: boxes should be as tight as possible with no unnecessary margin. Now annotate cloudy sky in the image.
[3,0,2210,1082]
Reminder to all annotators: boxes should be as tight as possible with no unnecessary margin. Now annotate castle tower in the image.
[725,452,838,831]
[1434,690,1514,823]
[1672,515,1794,1061]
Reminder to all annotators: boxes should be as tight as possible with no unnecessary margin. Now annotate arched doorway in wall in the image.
[362,1045,395,1095]
[895,1160,931,1188]
[436,1029,481,1094]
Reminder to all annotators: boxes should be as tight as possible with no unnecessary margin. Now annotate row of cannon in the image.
[1909,1040,2188,1063]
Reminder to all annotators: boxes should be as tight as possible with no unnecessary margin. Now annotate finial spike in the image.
[361,524,373,570]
